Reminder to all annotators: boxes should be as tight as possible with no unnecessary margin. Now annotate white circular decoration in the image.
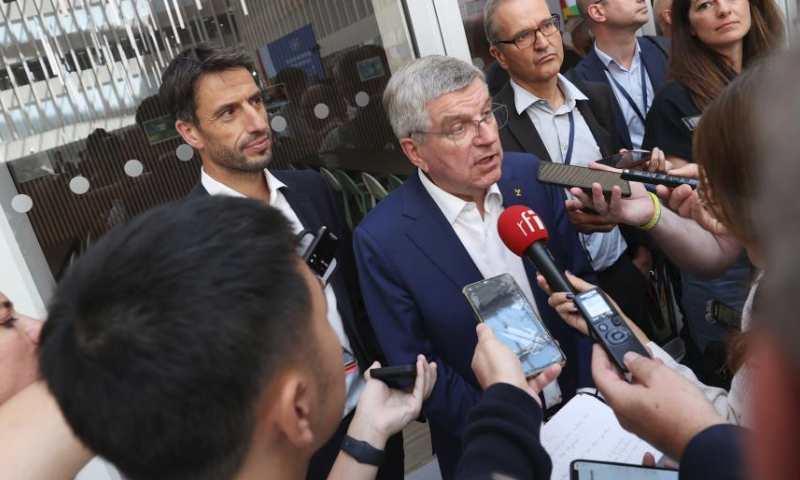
[313,103,330,120]
[11,194,33,213]
[124,159,144,177]
[176,144,194,161]
[271,115,288,133]
[69,176,90,195]
[472,57,485,69]
[355,91,370,107]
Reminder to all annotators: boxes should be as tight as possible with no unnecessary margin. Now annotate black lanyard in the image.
[604,53,648,123]
[564,111,575,165]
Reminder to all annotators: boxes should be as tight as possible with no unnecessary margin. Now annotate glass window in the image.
[1,0,417,282]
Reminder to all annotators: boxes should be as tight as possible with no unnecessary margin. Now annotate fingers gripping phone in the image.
[537,162,632,197]
[463,274,566,378]
[596,150,652,169]
[573,288,650,374]
[571,460,678,480]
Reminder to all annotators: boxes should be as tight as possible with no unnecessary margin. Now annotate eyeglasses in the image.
[494,14,561,50]
[410,104,509,145]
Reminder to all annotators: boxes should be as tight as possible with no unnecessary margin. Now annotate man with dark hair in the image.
[158,43,399,479]
[486,0,662,340]
[37,196,435,480]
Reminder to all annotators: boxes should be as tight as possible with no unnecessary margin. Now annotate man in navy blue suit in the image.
[352,55,597,479]
[158,43,401,480]
[569,0,669,151]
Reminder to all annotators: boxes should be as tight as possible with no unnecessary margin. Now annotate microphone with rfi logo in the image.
[497,205,574,294]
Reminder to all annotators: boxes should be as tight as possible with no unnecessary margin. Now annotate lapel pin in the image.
[514,188,522,197]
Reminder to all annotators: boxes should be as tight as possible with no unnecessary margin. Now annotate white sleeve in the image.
[647,341,742,424]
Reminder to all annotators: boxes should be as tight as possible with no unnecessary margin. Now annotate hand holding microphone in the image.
[497,206,650,374]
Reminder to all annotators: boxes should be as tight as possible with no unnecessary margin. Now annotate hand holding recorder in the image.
[536,272,650,347]
[497,206,650,374]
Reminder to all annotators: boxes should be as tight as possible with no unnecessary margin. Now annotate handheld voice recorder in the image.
[573,288,650,374]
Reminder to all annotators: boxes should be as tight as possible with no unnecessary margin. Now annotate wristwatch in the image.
[341,434,385,466]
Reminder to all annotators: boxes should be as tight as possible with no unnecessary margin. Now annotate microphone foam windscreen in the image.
[497,205,550,256]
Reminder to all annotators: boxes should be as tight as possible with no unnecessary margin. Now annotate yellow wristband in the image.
[638,192,662,231]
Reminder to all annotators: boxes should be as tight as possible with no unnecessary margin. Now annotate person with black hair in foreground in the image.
[30,196,435,480]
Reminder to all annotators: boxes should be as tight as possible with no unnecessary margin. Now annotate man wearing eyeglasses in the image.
[352,55,597,480]
[569,0,669,151]
[487,0,663,341]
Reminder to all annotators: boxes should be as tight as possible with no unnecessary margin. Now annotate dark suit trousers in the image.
[597,253,659,340]
[306,409,404,480]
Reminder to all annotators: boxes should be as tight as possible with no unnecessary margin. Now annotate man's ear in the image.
[269,372,316,448]
[400,138,430,174]
[588,4,606,23]
[663,9,672,26]
[175,120,204,151]
[489,45,510,71]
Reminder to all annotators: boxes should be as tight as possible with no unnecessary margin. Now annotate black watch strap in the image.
[341,434,385,466]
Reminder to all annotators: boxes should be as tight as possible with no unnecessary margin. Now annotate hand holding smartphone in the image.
[596,150,652,169]
[463,274,566,378]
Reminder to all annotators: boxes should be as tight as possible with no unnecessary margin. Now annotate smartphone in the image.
[299,226,338,284]
[463,274,566,378]
[537,162,632,197]
[596,150,652,169]
[371,364,416,381]
[573,288,650,374]
[571,459,678,480]
[705,299,742,330]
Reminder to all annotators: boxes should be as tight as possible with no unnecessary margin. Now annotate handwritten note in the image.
[541,394,662,480]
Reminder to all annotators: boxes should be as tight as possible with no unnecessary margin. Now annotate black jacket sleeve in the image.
[455,383,552,480]
[679,424,746,480]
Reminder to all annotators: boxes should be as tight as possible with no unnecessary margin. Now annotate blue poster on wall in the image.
[258,24,324,84]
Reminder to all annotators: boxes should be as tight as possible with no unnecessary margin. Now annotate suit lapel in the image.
[498,82,552,162]
[638,38,667,91]
[403,173,484,289]
[576,99,613,157]
[576,51,633,150]
[578,49,610,85]
[272,171,323,231]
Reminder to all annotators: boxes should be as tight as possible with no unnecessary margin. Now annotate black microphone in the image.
[497,205,574,294]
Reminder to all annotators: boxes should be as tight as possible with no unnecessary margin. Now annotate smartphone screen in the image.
[571,460,678,480]
[596,150,652,169]
[463,274,565,377]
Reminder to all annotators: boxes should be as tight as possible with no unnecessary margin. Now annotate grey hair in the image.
[484,0,514,45]
[382,55,486,139]
[757,48,800,372]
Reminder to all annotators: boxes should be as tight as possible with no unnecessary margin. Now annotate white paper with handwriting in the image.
[541,394,662,480]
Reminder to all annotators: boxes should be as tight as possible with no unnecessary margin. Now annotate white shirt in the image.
[511,75,627,272]
[595,43,655,150]
[201,168,365,417]
[418,171,563,407]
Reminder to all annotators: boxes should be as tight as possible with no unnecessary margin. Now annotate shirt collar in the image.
[510,74,588,115]
[417,169,503,225]
[200,167,287,204]
[594,41,642,72]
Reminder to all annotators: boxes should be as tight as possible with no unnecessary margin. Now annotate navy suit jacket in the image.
[568,37,669,150]
[352,152,597,479]
[186,170,382,370]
